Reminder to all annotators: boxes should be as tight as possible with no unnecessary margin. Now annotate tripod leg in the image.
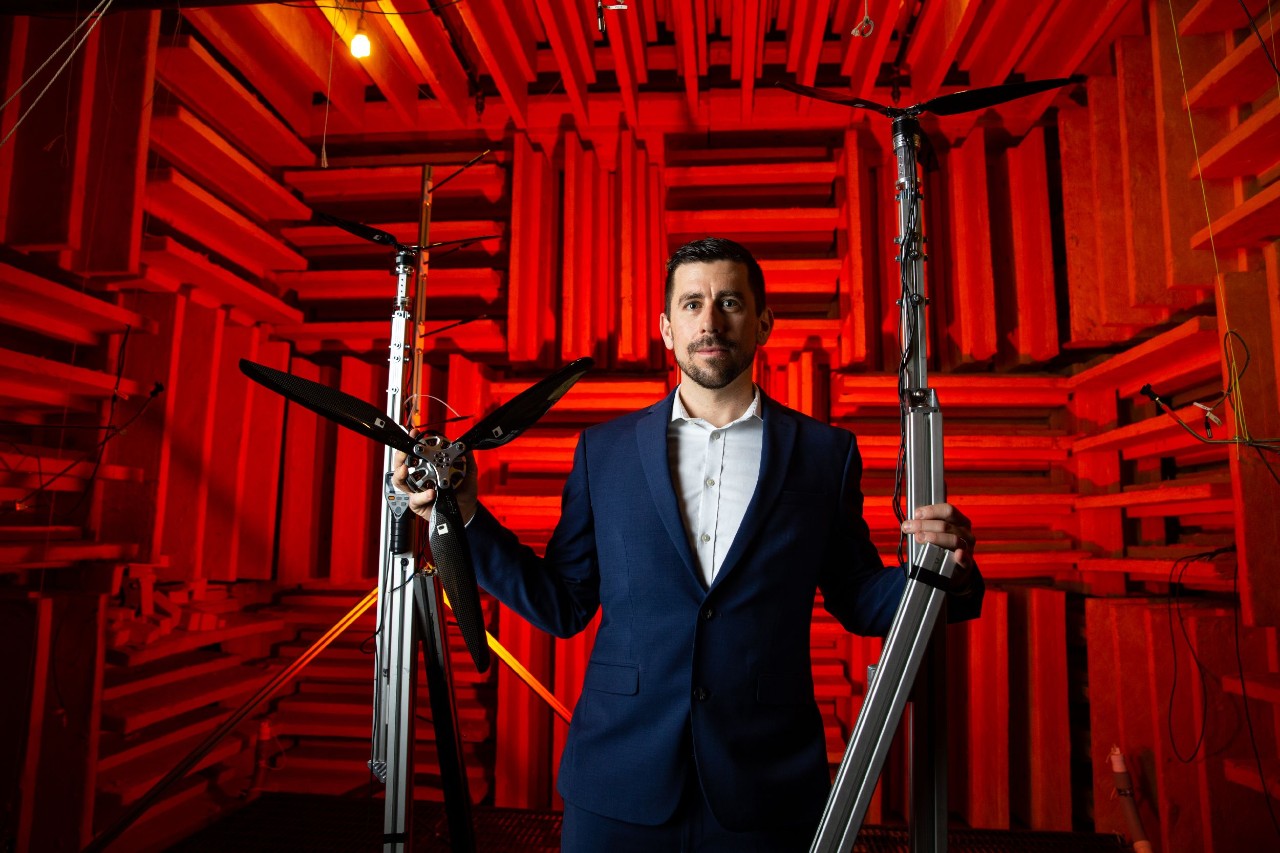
[909,628,947,853]
[810,543,957,852]
[383,554,418,852]
[413,572,477,852]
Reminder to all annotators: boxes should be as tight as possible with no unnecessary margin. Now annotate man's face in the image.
[659,260,773,391]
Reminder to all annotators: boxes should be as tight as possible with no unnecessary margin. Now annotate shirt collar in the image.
[671,384,763,427]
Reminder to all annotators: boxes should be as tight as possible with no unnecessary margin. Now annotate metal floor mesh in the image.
[171,794,1127,851]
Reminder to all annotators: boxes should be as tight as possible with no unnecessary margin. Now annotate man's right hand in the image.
[391,433,480,524]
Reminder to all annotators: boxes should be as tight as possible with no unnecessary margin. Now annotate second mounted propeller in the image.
[240,357,595,672]
[777,75,1083,118]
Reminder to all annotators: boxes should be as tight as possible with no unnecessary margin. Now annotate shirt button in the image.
[711,433,720,441]
[700,533,711,543]
[705,478,715,487]
[693,687,710,701]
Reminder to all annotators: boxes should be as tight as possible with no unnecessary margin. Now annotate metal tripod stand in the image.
[775,73,1081,853]
[810,114,959,852]
[366,167,476,853]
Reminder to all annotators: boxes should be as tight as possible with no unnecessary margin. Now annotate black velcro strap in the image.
[908,562,951,592]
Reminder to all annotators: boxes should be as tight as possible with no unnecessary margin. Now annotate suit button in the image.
[693,687,710,701]
[702,607,715,620]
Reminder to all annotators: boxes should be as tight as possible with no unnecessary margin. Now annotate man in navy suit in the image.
[395,237,983,850]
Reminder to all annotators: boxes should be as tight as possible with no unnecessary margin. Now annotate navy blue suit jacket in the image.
[467,390,984,831]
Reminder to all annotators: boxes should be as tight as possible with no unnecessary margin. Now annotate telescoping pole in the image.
[810,115,958,853]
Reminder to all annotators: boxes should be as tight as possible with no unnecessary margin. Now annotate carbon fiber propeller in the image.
[241,357,594,672]
[778,75,1082,118]
[409,355,593,671]
[314,210,499,253]
[459,358,594,450]
[239,360,420,457]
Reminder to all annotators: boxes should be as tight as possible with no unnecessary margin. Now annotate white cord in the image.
[0,0,116,149]
[852,0,874,36]
[0,0,112,114]
[405,393,464,421]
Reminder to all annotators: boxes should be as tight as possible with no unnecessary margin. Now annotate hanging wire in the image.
[319,4,337,168]
[0,0,111,114]
[0,0,116,149]
[1232,555,1280,837]
[1161,0,1280,836]
[12,382,164,514]
[1236,0,1280,80]
[1165,546,1234,763]
[277,0,466,14]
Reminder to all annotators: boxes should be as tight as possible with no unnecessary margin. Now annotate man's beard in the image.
[676,336,755,390]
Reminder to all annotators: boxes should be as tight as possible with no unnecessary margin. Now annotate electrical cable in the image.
[12,380,163,513]
[277,0,466,14]
[1237,0,1280,80]
[1232,557,1280,836]
[1254,444,1280,486]
[892,175,923,568]
[58,326,131,518]
[1141,332,1280,457]
[82,587,380,853]
[1124,8,1277,834]
[1161,0,1245,443]
[1165,546,1233,763]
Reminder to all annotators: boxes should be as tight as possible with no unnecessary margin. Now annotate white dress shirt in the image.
[667,385,764,587]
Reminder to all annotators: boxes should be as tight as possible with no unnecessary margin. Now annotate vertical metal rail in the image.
[811,115,957,853]
[372,166,476,853]
[897,115,949,853]
[372,167,431,853]
[373,227,423,852]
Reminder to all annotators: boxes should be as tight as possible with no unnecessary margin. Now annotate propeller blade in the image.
[314,211,401,247]
[425,234,501,251]
[239,360,419,458]
[776,80,895,115]
[459,357,594,451]
[429,490,491,672]
[919,75,1083,116]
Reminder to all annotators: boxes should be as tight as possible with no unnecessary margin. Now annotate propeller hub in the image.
[413,434,468,491]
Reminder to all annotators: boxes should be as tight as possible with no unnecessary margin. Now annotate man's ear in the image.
[756,307,774,345]
[659,313,675,350]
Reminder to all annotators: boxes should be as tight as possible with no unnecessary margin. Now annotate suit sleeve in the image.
[465,434,601,639]
[817,432,984,636]
[816,433,903,636]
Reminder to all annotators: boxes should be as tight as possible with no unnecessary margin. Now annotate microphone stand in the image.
[363,167,476,853]
[810,114,958,852]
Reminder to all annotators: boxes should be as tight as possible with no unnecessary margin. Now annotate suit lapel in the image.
[636,391,701,586]
[710,394,796,590]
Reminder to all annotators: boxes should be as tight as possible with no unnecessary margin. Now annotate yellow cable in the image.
[441,588,573,723]
[1163,0,1249,449]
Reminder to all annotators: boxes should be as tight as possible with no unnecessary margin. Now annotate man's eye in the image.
[721,299,740,309]
[684,301,700,310]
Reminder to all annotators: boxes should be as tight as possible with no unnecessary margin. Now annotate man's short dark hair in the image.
[664,237,766,315]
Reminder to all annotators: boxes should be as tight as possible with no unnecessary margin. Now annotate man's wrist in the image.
[949,562,976,596]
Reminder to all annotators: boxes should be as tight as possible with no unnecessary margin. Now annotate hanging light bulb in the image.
[351,12,371,59]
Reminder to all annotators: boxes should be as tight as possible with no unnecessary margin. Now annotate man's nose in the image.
[697,303,724,333]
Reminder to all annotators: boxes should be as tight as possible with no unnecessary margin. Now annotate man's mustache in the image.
[689,336,733,352]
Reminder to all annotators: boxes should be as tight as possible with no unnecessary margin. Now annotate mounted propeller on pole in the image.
[780,75,1081,853]
[241,193,592,852]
